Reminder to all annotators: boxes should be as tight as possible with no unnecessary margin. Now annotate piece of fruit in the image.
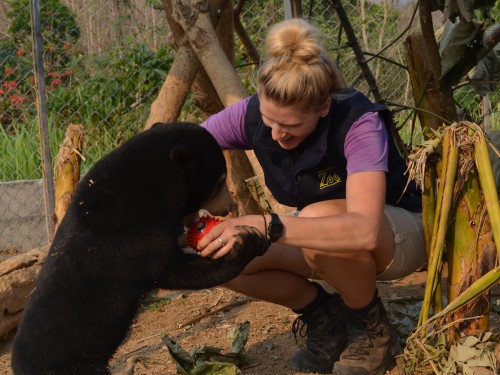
[187,216,222,249]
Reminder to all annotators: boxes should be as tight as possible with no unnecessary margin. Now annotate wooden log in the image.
[0,245,49,338]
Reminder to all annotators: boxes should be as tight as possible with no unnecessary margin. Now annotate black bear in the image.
[11,122,269,374]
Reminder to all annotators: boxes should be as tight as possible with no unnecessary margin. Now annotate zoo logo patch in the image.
[317,167,342,190]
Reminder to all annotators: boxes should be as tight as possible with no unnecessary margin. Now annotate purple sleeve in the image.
[344,112,388,175]
[201,97,253,150]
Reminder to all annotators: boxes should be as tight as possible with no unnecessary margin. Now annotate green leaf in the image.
[162,322,250,374]
[228,321,250,354]
[188,362,241,375]
[162,335,195,375]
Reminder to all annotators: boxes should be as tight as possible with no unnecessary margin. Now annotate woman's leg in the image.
[225,199,395,309]
[224,242,316,310]
[223,199,402,374]
[295,201,403,375]
[224,238,349,374]
[297,199,395,308]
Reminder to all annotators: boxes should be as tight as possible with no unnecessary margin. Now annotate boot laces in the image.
[343,316,380,359]
[291,314,310,344]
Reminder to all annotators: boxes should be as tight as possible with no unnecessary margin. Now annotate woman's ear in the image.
[320,96,332,117]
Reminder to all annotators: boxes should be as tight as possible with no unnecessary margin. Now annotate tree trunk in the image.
[233,0,260,66]
[152,0,293,215]
[52,124,85,232]
[406,0,457,133]
[144,0,202,128]
[145,44,200,127]
[404,34,449,132]
[191,0,231,117]
[172,1,247,106]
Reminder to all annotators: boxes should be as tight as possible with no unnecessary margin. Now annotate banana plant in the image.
[403,121,500,373]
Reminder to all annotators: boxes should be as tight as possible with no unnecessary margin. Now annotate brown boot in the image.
[289,292,348,374]
[332,293,401,375]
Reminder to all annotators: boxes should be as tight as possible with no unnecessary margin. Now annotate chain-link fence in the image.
[0,0,497,253]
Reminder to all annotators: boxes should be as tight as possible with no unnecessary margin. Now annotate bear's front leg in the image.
[159,226,270,290]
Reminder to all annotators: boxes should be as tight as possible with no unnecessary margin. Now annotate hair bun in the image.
[257,18,344,108]
[265,18,322,67]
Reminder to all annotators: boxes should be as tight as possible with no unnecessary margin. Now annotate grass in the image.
[0,121,62,181]
[0,119,145,182]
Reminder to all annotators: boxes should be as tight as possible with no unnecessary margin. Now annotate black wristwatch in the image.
[268,213,283,242]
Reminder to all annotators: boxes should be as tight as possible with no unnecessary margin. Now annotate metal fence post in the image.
[30,0,55,242]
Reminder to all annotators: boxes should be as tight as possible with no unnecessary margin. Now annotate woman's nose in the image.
[271,127,286,141]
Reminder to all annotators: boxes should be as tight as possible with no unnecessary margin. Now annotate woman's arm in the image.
[202,97,252,150]
[279,170,386,252]
[198,170,387,258]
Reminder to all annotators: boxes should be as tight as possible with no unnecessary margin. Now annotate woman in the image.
[197,18,425,375]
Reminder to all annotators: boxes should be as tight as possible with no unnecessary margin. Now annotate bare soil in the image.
[1,270,498,375]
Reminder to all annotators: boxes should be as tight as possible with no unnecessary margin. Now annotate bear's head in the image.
[73,122,233,229]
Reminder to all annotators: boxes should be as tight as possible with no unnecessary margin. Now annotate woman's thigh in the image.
[297,199,395,274]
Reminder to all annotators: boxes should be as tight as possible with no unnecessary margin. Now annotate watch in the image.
[268,213,283,242]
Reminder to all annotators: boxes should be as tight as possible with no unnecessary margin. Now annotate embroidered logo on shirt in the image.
[318,167,342,189]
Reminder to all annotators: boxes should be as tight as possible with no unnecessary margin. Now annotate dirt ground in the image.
[1,269,498,375]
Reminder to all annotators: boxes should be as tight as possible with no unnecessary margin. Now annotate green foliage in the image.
[47,42,173,129]
[50,41,173,173]
[0,38,173,180]
[7,0,80,68]
[492,0,500,20]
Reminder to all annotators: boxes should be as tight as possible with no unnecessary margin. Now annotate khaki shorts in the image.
[376,205,426,281]
[293,205,426,282]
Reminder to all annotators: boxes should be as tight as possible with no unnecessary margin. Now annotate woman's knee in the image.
[302,248,374,273]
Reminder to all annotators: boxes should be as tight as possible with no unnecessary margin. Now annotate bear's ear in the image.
[170,144,195,172]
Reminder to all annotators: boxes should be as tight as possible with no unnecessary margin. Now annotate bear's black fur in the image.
[11,122,269,374]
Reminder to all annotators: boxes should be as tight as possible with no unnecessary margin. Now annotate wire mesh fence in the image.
[0,0,497,252]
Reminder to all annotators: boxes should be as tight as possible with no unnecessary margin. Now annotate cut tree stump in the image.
[0,245,49,338]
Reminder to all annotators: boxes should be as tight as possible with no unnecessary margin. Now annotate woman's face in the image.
[259,93,331,150]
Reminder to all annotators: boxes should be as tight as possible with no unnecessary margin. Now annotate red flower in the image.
[51,78,62,86]
[10,95,27,108]
[2,81,18,90]
[16,50,24,56]
[4,68,15,76]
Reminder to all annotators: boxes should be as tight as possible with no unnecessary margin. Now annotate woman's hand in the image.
[196,215,267,259]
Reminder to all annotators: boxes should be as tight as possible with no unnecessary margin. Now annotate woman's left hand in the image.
[196,215,266,259]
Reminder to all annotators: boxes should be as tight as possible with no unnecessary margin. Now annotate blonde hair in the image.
[257,18,344,110]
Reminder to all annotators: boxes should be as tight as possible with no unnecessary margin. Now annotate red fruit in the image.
[187,216,222,250]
